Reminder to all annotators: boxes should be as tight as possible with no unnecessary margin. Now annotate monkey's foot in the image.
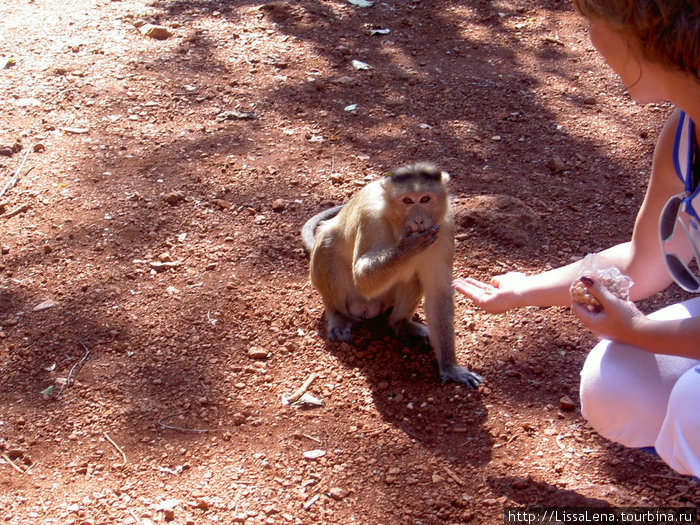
[392,319,430,345]
[440,364,483,389]
[327,313,354,343]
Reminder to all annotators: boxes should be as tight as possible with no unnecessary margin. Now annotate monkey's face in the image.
[381,163,450,235]
[395,190,446,234]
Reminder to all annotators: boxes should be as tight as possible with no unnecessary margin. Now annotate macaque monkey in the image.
[301,162,482,388]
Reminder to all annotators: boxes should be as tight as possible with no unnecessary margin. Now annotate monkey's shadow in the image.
[317,312,494,468]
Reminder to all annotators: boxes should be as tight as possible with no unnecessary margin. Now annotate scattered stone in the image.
[548,156,566,172]
[248,346,268,360]
[33,299,58,311]
[559,395,576,411]
[512,477,530,489]
[0,147,13,157]
[216,110,256,121]
[16,98,41,107]
[139,24,173,40]
[215,199,232,209]
[272,198,286,212]
[1,245,9,254]
[583,95,597,105]
[303,449,326,460]
[290,393,324,408]
[263,505,279,516]
[7,448,24,460]
[351,59,372,70]
[61,127,89,134]
[156,498,180,520]
[33,143,46,152]
[149,261,182,272]
[195,498,210,510]
[163,191,186,205]
[328,487,347,501]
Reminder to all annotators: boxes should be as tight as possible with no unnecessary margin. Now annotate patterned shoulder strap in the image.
[673,110,697,190]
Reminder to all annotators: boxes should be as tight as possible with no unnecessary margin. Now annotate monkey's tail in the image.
[301,205,343,253]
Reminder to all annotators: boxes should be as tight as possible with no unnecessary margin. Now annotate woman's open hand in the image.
[453,272,528,314]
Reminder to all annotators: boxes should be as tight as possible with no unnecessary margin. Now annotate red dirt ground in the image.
[0,0,697,523]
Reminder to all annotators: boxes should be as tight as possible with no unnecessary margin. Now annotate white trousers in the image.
[579,297,700,478]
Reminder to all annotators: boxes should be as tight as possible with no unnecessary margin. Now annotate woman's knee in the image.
[579,340,669,447]
[656,365,700,477]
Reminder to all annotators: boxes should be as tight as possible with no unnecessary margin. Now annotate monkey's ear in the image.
[441,171,451,183]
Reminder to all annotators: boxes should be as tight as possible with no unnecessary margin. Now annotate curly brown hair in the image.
[572,0,700,80]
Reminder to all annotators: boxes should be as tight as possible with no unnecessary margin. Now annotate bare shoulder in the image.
[632,108,685,249]
[653,108,681,171]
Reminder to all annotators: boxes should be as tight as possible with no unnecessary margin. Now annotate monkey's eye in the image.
[403,197,414,205]
[420,196,431,203]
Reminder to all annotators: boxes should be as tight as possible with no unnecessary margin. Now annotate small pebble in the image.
[548,156,566,172]
[512,478,529,489]
[163,192,185,205]
[559,395,576,411]
[139,24,173,40]
[247,346,268,360]
[272,198,286,212]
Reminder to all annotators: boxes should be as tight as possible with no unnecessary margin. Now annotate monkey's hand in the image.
[398,225,440,255]
[440,364,483,389]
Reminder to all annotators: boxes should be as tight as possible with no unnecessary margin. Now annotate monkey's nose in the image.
[412,218,426,232]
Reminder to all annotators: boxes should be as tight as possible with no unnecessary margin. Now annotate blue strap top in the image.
[673,110,700,250]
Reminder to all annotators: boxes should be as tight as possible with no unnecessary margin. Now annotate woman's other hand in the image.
[571,277,646,343]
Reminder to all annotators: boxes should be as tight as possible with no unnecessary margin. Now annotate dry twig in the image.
[1,453,27,475]
[443,466,466,487]
[303,494,320,510]
[0,147,31,198]
[56,340,90,398]
[103,432,127,466]
[286,372,317,404]
[3,203,30,219]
